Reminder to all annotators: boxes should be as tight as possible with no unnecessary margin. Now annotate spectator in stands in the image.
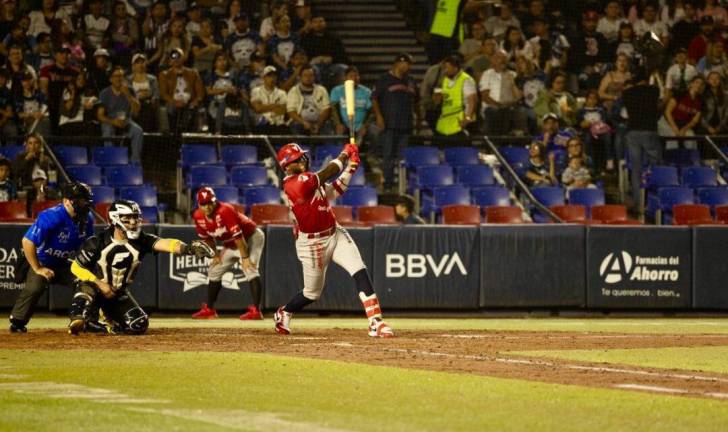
[39,46,79,133]
[420,59,445,130]
[60,24,86,67]
[128,53,159,132]
[372,53,419,191]
[185,2,203,37]
[697,42,728,76]
[223,0,243,34]
[611,22,638,61]
[330,66,373,145]
[578,90,612,171]
[268,14,299,71]
[28,0,73,39]
[28,32,54,73]
[225,12,262,69]
[300,15,347,88]
[81,0,111,51]
[237,51,265,98]
[0,0,17,43]
[0,68,18,138]
[535,112,576,151]
[25,166,58,217]
[634,3,669,45]
[459,21,487,62]
[205,51,241,133]
[5,44,36,100]
[259,0,288,41]
[480,50,526,136]
[598,53,632,111]
[59,71,99,136]
[142,1,170,70]
[622,70,662,212]
[3,20,31,54]
[701,70,728,134]
[659,0,686,27]
[561,155,595,191]
[566,136,593,167]
[525,141,556,187]
[191,18,223,74]
[154,16,191,69]
[500,26,534,68]
[433,54,477,143]
[520,0,547,37]
[17,73,50,136]
[569,10,610,92]
[110,0,139,66]
[528,17,569,74]
[159,48,204,134]
[699,0,728,26]
[534,71,577,128]
[286,64,331,135]
[395,194,425,224]
[278,48,311,92]
[515,54,545,133]
[597,0,627,43]
[88,48,112,93]
[670,1,700,54]
[12,133,51,191]
[666,47,698,97]
[465,36,497,81]
[250,65,288,134]
[291,0,312,35]
[0,157,16,202]
[98,66,143,163]
[485,1,520,42]
[659,75,704,149]
[688,16,720,64]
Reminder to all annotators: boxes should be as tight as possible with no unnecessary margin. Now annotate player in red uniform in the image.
[191,187,265,320]
[273,142,394,338]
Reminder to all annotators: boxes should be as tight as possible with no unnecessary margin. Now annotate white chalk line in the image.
[0,373,27,379]
[437,333,728,339]
[615,384,689,394]
[0,381,170,405]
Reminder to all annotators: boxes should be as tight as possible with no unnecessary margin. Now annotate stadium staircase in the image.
[313,0,428,86]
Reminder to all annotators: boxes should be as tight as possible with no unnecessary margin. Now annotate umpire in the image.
[9,181,94,333]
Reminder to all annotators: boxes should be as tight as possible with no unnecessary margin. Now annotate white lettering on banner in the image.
[0,247,21,291]
[0,248,19,263]
[600,251,681,285]
[169,246,245,291]
[385,253,468,278]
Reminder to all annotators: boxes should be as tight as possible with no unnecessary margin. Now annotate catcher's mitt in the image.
[184,240,216,259]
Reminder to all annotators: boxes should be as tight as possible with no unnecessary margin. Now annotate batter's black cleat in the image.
[68,318,85,335]
[9,323,27,333]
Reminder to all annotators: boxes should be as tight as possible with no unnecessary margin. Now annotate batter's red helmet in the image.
[196,187,217,205]
[277,143,308,169]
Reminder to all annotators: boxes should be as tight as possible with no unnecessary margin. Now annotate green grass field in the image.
[2,317,728,432]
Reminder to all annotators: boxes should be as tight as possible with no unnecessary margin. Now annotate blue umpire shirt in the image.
[23,204,94,269]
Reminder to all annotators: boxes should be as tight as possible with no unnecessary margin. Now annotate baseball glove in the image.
[185,240,216,259]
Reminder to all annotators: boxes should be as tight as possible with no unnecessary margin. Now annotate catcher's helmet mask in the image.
[108,200,143,240]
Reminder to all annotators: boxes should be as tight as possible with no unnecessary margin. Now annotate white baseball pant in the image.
[296,226,366,300]
[208,228,265,281]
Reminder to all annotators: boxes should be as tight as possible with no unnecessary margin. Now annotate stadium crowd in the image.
[0,0,726,214]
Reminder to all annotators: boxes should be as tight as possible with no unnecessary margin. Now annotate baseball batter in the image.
[191,187,266,320]
[273,142,394,338]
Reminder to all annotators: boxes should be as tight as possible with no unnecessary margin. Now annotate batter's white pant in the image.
[296,226,366,300]
[208,228,265,281]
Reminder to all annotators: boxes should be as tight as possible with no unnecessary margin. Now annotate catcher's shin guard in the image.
[68,292,93,335]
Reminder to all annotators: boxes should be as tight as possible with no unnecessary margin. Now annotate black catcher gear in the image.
[183,240,216,259]
[108,200,143,240]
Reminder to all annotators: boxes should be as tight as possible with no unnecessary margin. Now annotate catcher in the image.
[68,199,214,335]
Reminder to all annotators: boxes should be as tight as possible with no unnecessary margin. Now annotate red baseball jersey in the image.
[193,202,257,248]
[283,172,336,234]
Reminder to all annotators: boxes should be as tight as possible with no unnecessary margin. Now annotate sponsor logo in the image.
[169,249,246,292]
[0,247,21,291]
[385,253,467,278]
[599,251,680,284]
[58,230,70,244]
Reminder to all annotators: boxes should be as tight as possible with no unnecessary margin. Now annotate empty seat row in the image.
[180,144,259,168]
[89,185,158,206]
[645,165,719,189]
[67,164,143,187]
[648,186,728,223]
[403,146,481,168]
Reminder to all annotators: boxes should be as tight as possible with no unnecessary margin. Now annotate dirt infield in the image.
[3,328,728,401]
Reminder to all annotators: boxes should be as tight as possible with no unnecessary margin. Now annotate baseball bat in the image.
[344,79,356,146]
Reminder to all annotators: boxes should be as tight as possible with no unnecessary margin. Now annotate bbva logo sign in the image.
[385,253,467,278]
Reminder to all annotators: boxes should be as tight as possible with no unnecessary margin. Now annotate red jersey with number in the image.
[192,202,257,248]
[283,172,335,233]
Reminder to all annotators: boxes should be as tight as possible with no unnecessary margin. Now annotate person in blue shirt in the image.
[9,181,94,333]
[330,66,373,145]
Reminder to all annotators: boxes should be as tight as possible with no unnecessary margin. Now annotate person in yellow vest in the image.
[433,54,477,145]
[426,0,483,63]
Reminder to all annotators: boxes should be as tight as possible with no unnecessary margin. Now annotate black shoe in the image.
[9,324,27,333]
[68,318,85,335]
[85,320,111,334]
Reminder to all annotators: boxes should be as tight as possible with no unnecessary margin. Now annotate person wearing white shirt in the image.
[479,50,526,135]
[250,65,288,134]
[665,48,699,96]
[597,0,627,42]
[634,4,669,45]
[485,2,521,42]
[27,0,74,38]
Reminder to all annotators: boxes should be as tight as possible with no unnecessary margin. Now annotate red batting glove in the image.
[343,143,358,158]
[349,151,361,165]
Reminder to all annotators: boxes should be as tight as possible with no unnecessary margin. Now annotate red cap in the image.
[276,143,308,169]
[196,187,217,205]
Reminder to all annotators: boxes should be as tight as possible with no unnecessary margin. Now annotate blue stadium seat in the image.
[180,144,217,168]
[531,187,565,223]
[500,146,529,166]
[0,145,25,161]
[427,185,471,217]
[211,186,240,204]
[416,165,454,189]
[92,146,129,166]
[105,165,144,187]
[404,146,440,168]
[444,147,479,166]
[221,145,258,166]
[349,167,366,186]
[681,166,717,188]
[140,206,158,224]
[66,165,102,186]
[657,186,694,224]
[55,145,88,166]
[90,186,115,203]
[645,165,679,189]
[230,166,268,187]
[314,144,341,163]
[569,188,605,217]
[697,187,728,212]
[472,186,510,207]
[664,148,700,167]
[457,165,494,187]
[339,186,378,208]
[187,165,227,189]
[119,186,157,207]
[243,186,280,205]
